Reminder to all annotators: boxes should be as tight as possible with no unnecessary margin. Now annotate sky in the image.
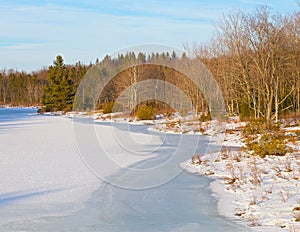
[0,0,298,72]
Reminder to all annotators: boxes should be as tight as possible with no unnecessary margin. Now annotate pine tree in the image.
[43,55,75,112]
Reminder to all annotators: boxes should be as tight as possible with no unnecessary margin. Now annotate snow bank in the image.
[182,143,300,231]
[174,116,300,231]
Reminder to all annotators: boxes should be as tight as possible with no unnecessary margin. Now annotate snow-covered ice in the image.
[0,113,161,228]
[4,109,299,231]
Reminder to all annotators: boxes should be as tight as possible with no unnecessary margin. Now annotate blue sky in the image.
[0,0,298,72]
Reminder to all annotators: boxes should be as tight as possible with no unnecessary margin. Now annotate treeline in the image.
[0,60,89,107]
[191,6,299,123]
[75,51,209,115]
[75,5,300,123]
[0,69,46,105]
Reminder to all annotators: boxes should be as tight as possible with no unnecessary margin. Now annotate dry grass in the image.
[224,163,239,185]
[264,185,273,194]
[291,171,299,180]
[247,158,263,186]
[284,160,293,172]
[273,164,289,180]
[292,211,300,222]
[279,187,291,203]
[292,198,300,222]
[191,154,201,165]
[249,194,258,205]
[247,213,260,227]
[230,151,242,162]
[188,145,300,230]
[289,224,300,232]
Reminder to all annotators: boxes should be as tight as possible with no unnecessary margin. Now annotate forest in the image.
[0,6,299,124]
[0,60,88,107]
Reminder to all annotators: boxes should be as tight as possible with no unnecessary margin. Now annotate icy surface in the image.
[0,109,249,231]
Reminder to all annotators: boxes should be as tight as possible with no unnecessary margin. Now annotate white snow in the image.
[0,114,160,226]
[181,121,300,232]
[37,111,300,231]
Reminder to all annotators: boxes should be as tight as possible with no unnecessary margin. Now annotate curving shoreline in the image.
[182,149,300,231]
[66,111,300,231]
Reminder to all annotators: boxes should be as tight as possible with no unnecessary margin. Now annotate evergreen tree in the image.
[171,51,177,60]
[137,52,146,63]
[43,55,75,112]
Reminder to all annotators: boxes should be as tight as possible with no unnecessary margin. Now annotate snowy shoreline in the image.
[0,105,40,109]
[180,125,300,231]
[65,111,300,231]
[138,115,300,231]
[183,149,300,232]
[86,111,300,231]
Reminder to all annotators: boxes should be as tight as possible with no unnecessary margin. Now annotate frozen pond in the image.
[34,120,249,231]
[0,109,250,231]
